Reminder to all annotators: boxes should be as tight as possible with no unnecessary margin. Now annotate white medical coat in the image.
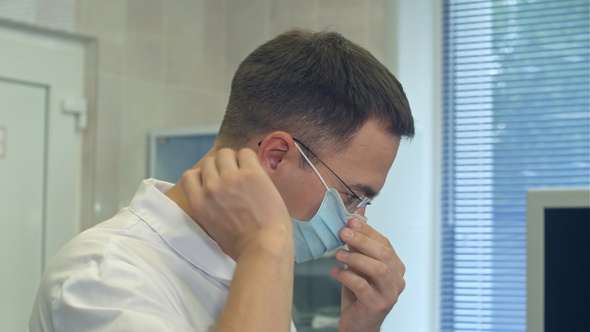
[28,179,296,331]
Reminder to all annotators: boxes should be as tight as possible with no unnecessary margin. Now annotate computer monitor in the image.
[527,189,590,332]
[148,126,218,183]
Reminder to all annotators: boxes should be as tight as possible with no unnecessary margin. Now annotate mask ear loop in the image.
[293,142,330,191]
[295,142,368,223]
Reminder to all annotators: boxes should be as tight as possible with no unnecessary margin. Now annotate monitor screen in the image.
[527,189,590,332]
[544,207,590,332]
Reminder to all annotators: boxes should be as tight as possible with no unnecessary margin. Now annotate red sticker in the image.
[0,125,6,159]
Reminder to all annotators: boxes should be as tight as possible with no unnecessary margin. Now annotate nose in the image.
[351,205,366,216]
[358,206,367,216]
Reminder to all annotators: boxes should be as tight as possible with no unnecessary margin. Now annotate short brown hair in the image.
[217,28,414,154]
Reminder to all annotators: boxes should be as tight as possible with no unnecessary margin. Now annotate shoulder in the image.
[48,258,195,331]
[30,209,190,331]
[44,207,166,286]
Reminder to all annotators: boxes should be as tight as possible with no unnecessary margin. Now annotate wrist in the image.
[340,328,380,332]
[235,224,294,262]
[339,322,381,332]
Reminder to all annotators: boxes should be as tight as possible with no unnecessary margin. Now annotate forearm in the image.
[214,230,295,332]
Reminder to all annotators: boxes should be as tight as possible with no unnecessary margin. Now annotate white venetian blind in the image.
[441,0,590,331]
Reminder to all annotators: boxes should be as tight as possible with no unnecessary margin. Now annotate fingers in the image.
[334,219,406,305]
[181,148,241,212]
[201,156,220,184]
[199,148,259,183]
[344,219,405,275]
[330,265,393,314]
[335,248,402,296]
[348,218,390,247]
[181,167,202,190]
[236,148,262,169]
[212,148,262,174]
[180,167,204,219]
[216,148,239,176]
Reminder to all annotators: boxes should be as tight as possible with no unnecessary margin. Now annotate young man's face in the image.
[277,120,401,221]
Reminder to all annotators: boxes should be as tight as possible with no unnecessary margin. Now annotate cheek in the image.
[273,173,325,221]
[296,195,324,221]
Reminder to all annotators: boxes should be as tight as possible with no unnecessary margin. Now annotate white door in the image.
[0,79,47,331]
[0,20,93,330]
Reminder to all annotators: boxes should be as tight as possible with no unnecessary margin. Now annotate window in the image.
[441,1,590,331]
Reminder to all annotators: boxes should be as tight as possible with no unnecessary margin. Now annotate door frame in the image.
[0,18,97,268]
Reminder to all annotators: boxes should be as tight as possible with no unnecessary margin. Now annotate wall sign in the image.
[0,125,6,159]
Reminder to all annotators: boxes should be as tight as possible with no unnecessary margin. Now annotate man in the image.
[29,28,414,331]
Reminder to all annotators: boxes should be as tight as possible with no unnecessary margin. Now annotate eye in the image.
[338,192,357,205]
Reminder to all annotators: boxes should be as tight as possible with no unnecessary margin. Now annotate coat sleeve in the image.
[50,259,199,332]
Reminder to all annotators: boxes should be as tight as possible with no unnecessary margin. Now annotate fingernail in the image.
[342,228,354,238]
[331,266,342,275]
[350,219,361,230]
[337,250,349,258]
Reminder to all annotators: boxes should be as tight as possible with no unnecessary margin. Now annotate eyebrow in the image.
[290,138,379,199]
[351,183,379,199]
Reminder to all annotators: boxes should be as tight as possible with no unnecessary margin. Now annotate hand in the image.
[331,218,406,332]
[179,148,292,260]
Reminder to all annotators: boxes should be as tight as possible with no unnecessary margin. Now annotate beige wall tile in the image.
[269,0,316,36]
[0,0,37,23]
[37,0,77,32]
[126,0,165,81]
[224,0,270,93]
[165,86,227,128]
[162,0,230,93]
[93,74,123,222]
[316,0,368,45]
[3,0,394,225]
[73,0,392,220]
[118,78,166,205]
[117,80,227,205]
[78,0,127,75]
[98,39,128,76]
[366,0,386,62]
[164,0,205,88]
[78,0,127,37]
[203,0,227,93]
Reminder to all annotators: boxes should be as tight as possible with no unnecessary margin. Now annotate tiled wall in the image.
[0,0,389,225]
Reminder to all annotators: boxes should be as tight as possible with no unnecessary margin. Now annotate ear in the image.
[257,131,298,172]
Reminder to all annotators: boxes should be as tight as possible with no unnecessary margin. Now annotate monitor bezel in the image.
[526,188,590,332]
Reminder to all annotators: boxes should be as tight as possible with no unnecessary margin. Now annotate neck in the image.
[163,148,233,255]
[164,183,193,223]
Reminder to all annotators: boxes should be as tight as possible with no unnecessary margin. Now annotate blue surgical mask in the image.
[291,143,367,263]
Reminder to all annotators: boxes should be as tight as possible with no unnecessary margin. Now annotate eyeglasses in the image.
[291,138,372,214]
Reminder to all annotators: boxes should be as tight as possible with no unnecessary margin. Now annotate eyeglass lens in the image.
[346,196,372,214]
